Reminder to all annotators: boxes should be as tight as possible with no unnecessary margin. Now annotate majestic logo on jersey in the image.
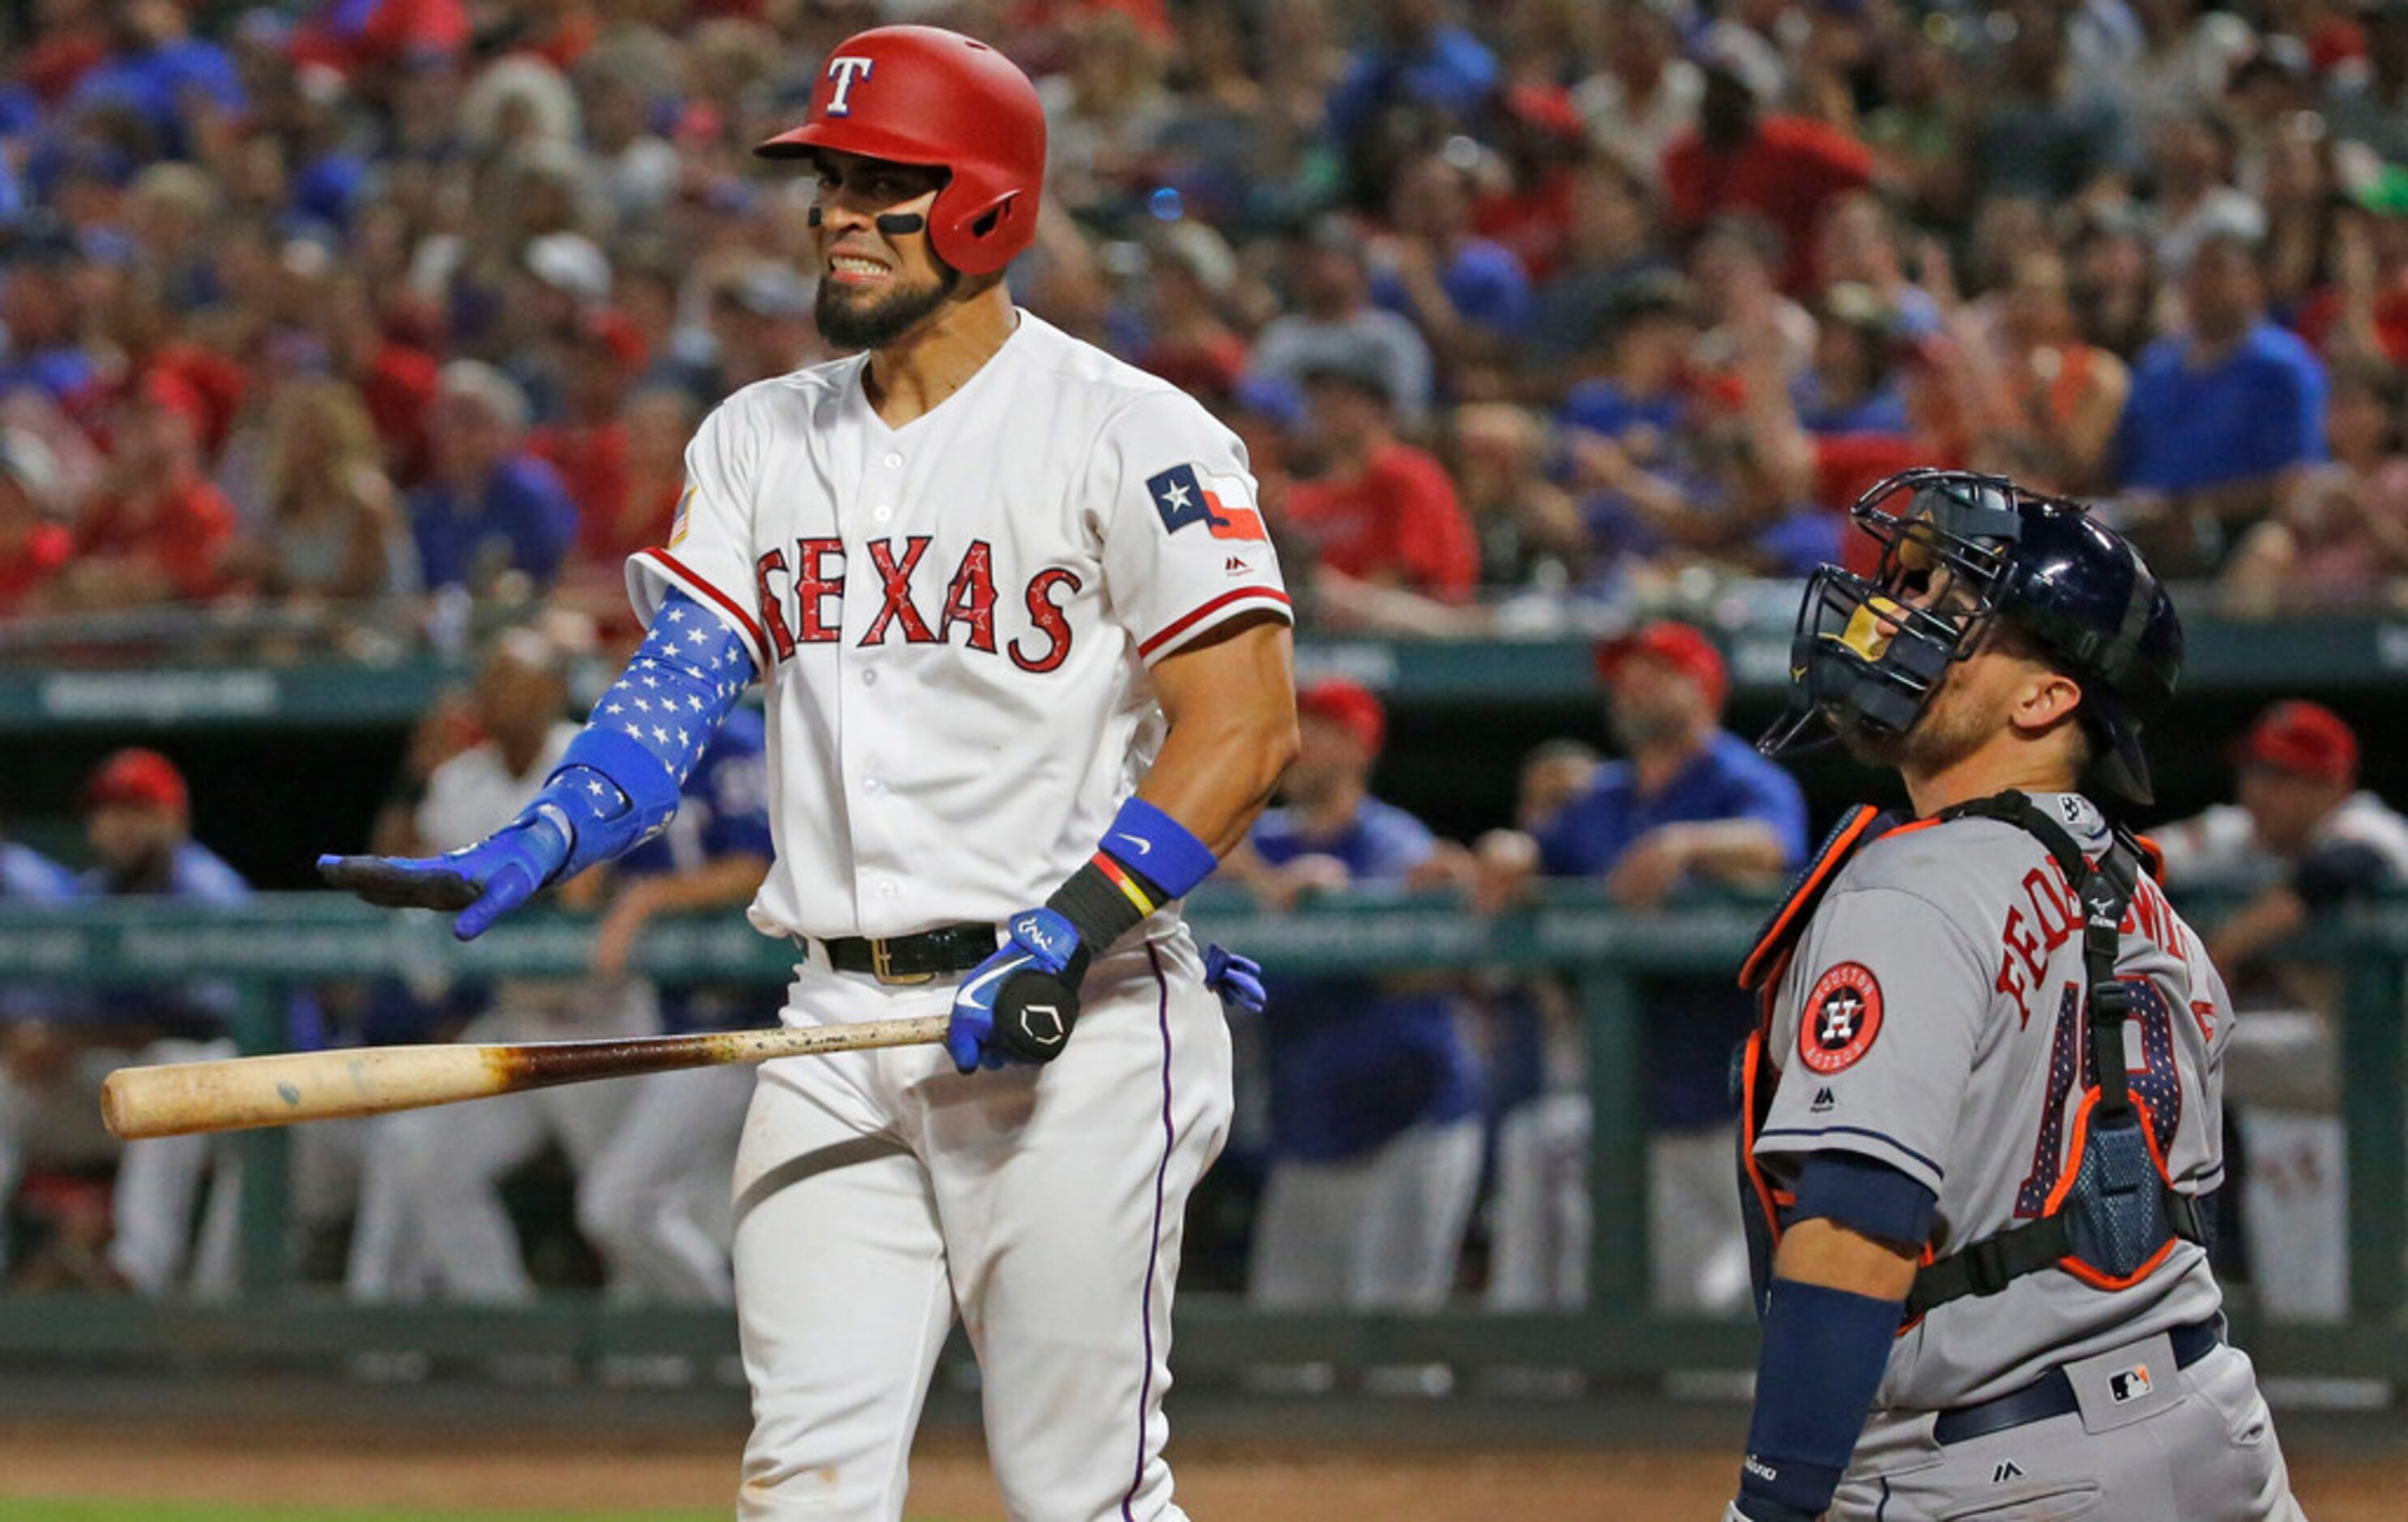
[1800,962,1883,1074]
[824,56,875,115]
[1809,1086,1836,1113]
[1147,464,1266,542]
[750,538,1078,673]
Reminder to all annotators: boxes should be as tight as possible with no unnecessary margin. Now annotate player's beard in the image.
[816,263,962,352]
[1838,671,1992,779]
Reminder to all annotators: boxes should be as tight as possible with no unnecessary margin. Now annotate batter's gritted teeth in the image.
[830,254,890,276]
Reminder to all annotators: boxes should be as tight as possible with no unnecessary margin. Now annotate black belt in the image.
[809,923,997,984]
[1932,1317,2223,1446]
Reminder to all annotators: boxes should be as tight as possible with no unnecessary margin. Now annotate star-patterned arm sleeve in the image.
[526,589,758,884]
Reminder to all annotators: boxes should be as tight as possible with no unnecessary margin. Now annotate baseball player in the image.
[1728,469,2303,1520]
[566,701,775,1306]
[319,24,1292,1521]
[345,630,659,1306]
[1232,678,1482,1315]
[76,749,255,1297]
[0,827,83,1279]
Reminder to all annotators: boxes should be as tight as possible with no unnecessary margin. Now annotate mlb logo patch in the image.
[2109,1364,2153,1404]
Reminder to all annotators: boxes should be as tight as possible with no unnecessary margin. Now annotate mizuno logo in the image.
[1742,1456,1778,1483]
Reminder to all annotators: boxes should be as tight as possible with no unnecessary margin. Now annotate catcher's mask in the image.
[1758,468,2181,803]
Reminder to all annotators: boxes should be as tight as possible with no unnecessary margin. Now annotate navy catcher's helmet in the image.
[1760,468,2184,803]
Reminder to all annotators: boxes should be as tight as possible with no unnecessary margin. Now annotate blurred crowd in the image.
[9,0,2408,651]
[8,617,2399,1336]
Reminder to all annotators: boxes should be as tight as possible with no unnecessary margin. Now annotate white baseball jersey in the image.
[626,310,1290,947]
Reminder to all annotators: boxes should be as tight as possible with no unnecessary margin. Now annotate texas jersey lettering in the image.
[629,311,1290,948]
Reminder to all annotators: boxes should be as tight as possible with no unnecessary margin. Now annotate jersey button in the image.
[873,504,893,523]
[861,669,878,687]
[882,451,903,468]
[877,879,899,899]
[863,778,885,796]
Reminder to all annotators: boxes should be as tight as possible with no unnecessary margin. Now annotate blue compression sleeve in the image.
[522,591,755,881]
[1739,1278,1902,1519]
[1789,1153,1938,1248]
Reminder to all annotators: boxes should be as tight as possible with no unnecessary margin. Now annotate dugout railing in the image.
[0,889,2400,1391]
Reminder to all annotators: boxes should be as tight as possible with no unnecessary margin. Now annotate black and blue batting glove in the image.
[1202,944,1266,1014]
[317,810,571,942]
[946,908,1091,1073]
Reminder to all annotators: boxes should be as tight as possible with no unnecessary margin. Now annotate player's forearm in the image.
[617,853,772,916]
[1736,1221,1916,1522]
[1137,618,1300,856]
[1667,821,1792,887]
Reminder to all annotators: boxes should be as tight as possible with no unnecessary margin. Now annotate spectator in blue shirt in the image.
[1326,0,1501,150]
[1478,622,1807,1314]
[2112,231,2328,575]
[67,0,246,160]
[0,229,98,409]
[408,361,578,595]
[1227,678,1482,1314]
[64,749,257,1298]
[1372,151,1534,386]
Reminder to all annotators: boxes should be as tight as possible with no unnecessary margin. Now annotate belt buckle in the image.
[869,937,933,986]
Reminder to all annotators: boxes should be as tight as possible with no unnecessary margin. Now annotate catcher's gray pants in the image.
[1834,1342,2304,1520]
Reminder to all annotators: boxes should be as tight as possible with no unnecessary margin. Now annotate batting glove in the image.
[946,908,1089,1074]
[318,809,571,942]
[1202,944,1266,1014]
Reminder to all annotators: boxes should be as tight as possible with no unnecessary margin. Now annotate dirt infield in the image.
[1,1423,2403,1520]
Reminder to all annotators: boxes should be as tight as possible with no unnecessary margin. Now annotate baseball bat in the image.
[100,1015,953,1140]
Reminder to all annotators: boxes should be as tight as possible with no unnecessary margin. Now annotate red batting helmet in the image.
[755,26,1046,278]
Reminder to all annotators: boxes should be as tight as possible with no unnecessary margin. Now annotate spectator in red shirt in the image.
[529,309,647,566]
[1134,225,1250,405]
[1660,57,1876,292]
[0,430,73,618]
[58,372,236,608]
[1281,350,1482,632]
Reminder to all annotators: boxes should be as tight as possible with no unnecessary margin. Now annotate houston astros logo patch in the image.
[1800,962,1883,1074]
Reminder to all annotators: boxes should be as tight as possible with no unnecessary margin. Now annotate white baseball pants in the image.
[732,935,1231,1522]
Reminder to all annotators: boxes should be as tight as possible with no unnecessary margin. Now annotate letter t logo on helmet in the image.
[824,57,874,116]
[755,25,1048,277]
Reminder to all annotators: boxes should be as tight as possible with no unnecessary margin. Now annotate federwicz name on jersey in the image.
[1755,793,2230,1413]
[622,311,1292,947]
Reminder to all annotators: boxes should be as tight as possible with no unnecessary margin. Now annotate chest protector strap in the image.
[1735,804,1906,1311]
[1902,792,2205,1319]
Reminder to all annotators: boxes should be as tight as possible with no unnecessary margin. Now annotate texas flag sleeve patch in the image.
[1147,463,1266,542]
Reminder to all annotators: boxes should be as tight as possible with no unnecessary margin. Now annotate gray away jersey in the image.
[1755,793,2230,1411]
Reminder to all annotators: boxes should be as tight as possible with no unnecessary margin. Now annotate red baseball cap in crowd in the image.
[80,748,190,818]
[1595,621,1730,712]
[2233,700,2359,786]
[1297,678,1387,758]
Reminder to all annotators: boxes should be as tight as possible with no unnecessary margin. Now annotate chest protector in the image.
[1732,790,2208,1321]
